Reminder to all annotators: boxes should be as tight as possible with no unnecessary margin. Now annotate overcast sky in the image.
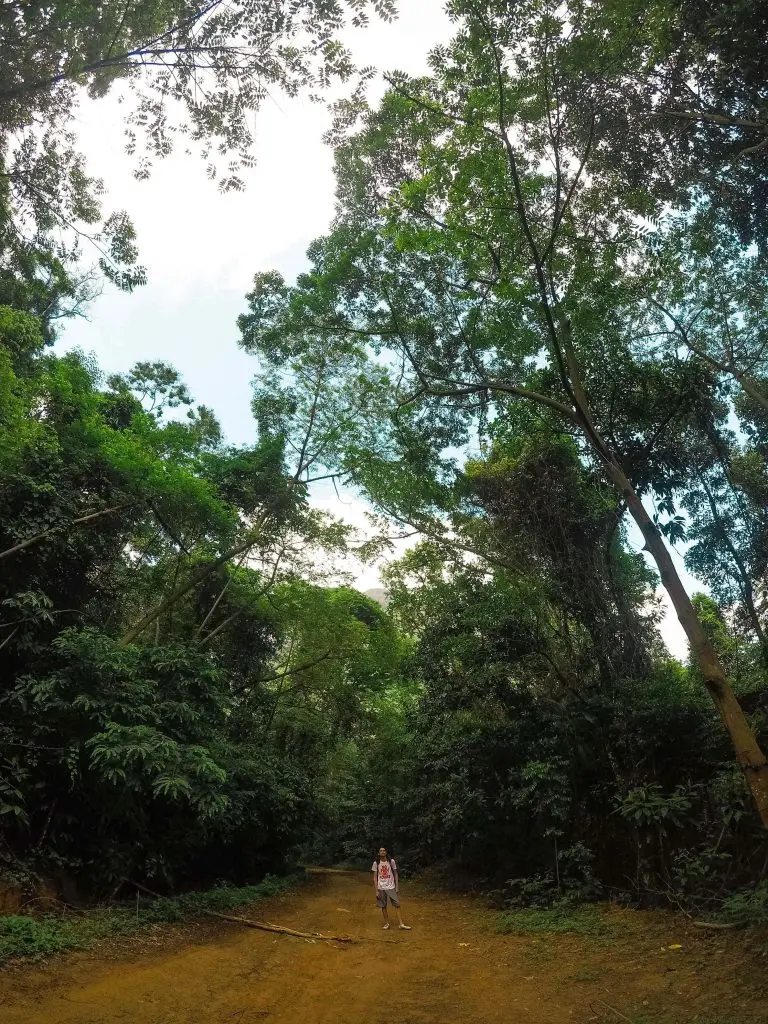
[59,0,697,658]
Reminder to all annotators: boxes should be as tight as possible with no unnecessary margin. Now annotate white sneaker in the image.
[382,923,390,929]
[399,924,412,930]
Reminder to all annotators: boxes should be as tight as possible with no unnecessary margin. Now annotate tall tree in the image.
[0,311,375,887]
[240,1,768,823]
[683,437,768,672]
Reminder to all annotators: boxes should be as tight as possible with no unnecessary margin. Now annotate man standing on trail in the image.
[372,846,411,930]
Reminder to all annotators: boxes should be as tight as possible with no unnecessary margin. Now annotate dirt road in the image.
[0,869,764,1023]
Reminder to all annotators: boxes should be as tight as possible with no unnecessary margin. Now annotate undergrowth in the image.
[715,882,768,927]
[498,902,615,937]
[0,873,299,963]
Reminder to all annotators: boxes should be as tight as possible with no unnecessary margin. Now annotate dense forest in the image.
[2,0,768,924]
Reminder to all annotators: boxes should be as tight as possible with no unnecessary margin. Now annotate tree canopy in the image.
[2,0,768,921]
[239,0,768,824]
[0,0,395,290]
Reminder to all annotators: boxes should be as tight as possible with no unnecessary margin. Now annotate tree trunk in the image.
[603,459,768,828]
[119,530,263,645]
[700,476,768,669]
[734,371,768,416]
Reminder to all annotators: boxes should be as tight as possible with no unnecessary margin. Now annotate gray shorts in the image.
[376,887,400,909]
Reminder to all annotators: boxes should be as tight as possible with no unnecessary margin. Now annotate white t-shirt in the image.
[372,858,397,890]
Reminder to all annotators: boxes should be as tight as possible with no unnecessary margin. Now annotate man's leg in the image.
[377,889,390,928]
[390,891,411,930]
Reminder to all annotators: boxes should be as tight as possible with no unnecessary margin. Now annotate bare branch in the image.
[656,109,768,131]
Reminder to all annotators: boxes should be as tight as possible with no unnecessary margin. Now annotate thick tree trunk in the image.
[603,460,768,828]
[735,372,768,416]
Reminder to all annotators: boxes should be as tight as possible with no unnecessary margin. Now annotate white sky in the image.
[59,0,698,659]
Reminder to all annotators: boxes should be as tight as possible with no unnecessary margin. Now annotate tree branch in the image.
[656,109,768,131]
[401,379,576,422]
[0,504,127,563]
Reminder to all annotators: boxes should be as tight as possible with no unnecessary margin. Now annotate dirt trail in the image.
[0,869,765,1023]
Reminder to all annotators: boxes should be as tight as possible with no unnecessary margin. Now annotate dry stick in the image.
[195,549,249,637]
[595,999,632,1022]
[123,879,394,945]
[196,609,242,648]
[201,909,357,943]
[0,626,20,652]
[124,878,165,899]
[655,109,768,131]
[109,878,125,901]
[197,548,289,649]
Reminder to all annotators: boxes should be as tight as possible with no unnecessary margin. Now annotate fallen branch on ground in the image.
[201,909,357,943]
[123,877,398,944]
[594,999,632,1022]
[692,920,744,930]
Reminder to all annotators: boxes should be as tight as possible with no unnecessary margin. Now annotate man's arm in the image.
[393,863,399,892]
[372,866,378,894]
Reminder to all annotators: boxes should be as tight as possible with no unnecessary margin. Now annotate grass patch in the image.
[571,968,596,982]
[0,873,300,964]
[498,903,615,937]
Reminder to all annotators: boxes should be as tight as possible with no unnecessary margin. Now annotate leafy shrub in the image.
[717,882,768,927]
[0,873,300,963]
[498,904,615,937]
[0,916,78,960]
[503,843,602,909]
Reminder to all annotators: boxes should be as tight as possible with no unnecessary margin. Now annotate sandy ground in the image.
[1,869,765,1023]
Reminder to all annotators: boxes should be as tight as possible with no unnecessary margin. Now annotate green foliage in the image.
[1,295,405,893]
[498,904,615,938]
[236,0,768,859]
[0,874,298,963]
[618,786,694,829]
[0,915,79,961]
[717,883,768,927]
[240,2,768,818]
[3,0,768,924]
[350,522,765,911]
[0,1,395,289]
[567,0,768,246]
